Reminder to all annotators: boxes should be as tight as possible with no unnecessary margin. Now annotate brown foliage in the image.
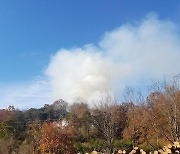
[68,102,92,141]
[124,76,180,149]
[39,122,76,154]
[0,109,12,122]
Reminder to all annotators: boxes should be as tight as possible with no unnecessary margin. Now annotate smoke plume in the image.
[46,13,180,104]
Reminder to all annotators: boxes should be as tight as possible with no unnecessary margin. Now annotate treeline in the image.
[0,76,180,153]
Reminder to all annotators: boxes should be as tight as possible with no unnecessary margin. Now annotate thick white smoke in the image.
[46,13,180,104]
[46,46,131,103]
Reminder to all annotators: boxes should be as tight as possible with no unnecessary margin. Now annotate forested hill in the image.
[0,77,180,153]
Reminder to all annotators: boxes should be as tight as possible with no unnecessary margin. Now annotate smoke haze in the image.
[1,13,180,108]
[46,13,180,104]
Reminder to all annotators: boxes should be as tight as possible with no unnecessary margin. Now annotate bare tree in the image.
[92,93,127,153]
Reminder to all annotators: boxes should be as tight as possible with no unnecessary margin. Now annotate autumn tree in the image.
[68,101,92,142]
[0,110,26,140]
[146,76,180,143]
[122,87,155,148]
[123,104,159,150]
[0,110,26,153]
[39,122,76,154]
[124,75,180,149]
[24,122,41,154]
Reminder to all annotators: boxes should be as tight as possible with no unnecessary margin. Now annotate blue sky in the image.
[0,0,180,108]
[1,0,180,82]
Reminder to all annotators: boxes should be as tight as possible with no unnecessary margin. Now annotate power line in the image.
[0,118,64,127]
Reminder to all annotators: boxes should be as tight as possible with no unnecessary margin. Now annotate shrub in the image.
[138,142,154,153]
[74,142,91,153]
[90,139,107,152]
[114,139,133,150]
